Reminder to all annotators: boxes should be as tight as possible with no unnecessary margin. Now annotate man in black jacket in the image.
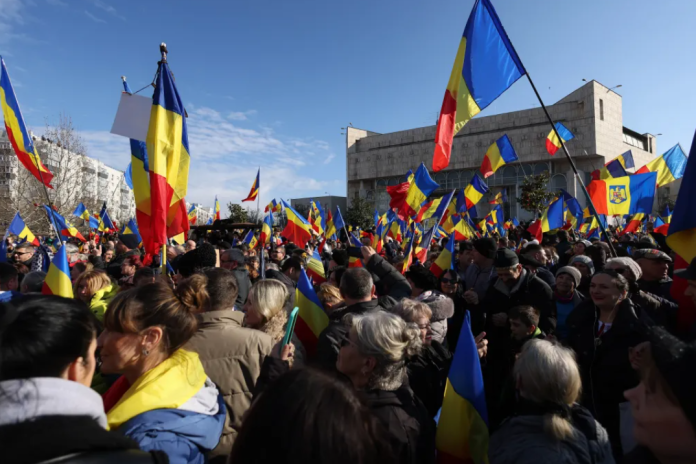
[220,248,253,308]
[634,248,674,301]
[105,234,141,280]
[519,243,555,288]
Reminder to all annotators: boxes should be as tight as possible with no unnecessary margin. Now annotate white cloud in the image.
[46,0,68,6]
[84,10,106,23]
[92,0,125,20]
[226,109,257,121]
[323,153,336,165]
[81,103,341,210]
[0,0,27,50]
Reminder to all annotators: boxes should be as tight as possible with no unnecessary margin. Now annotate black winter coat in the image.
[0,415,167,464]
[637,277,673,302]
[265,269,296,312]
[362,385,436,464]
[365,253,412,302]
[315,299,384,372]
[565,298,653,460]
[231,267,253,309]
[106,249,141,280]
[407,341,452,418]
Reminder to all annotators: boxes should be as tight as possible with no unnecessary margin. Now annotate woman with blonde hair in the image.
[489,339,614,464]
[74,269,119,322]
[244,279,304,365]
[337,310,435,464]
[316,283,343,314]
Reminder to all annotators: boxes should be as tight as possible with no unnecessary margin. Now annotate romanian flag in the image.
[187,204,198,225]
[403,163,439,218]
[463,174,489,210]
[653,217,669,236]
[591,150,634,180]
[636,144,688,187]
[243,230,257,248]
[667,132,696,262]
[436,311,488,463]
[121,218,143,246]
[281,200,312,249]
[8,212,39,246]
[259,213,273,247]
[214,196,221,221]
[265,199,282,214]
[541,197,564,232]
[387,170,415,218]
[415,198,442,223]
[41,245,73,298]
[545,122,574,156]
[348,233,363,268]
[480,134,518,178]
[661,205,672,224]
[325,209,337,239]
[242,169,260,202]
[306,250,327,284]
[430,234,455,278]
[578,221,591,235]
[310,200,324,235]
[98,202,116,232]
[588,172,657,216]
[488,189,507,205]
[0,58,54,188]
[145,58,191,252]
[432,0,525,172]
[415,226,436,263]
[73,203,99,229]
[294,268,329,358]
[43,206,86,242]
[400,233,415,275]
[333,206,346,236]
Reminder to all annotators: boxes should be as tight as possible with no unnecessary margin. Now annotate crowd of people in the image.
[0,223,695,464]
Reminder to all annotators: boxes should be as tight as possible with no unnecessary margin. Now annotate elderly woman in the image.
[336,310,435,464]
[565,270,653,460]
[0,295,157,463]
[74,270,119,322]
[570,255,595,295]
[244,279,305,366]
[118,255,143,291]
[99,277,225,464]
[392,299,452,418]
[489,339,614,464]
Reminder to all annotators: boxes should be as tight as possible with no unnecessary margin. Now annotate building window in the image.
[649,137,653,154]
[599,99,604,121]
[623,132,647,151]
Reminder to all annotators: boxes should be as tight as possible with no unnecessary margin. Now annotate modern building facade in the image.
[346,81,675,221]
[291,195,347,217]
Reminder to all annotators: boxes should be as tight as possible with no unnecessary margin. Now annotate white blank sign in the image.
[110,93,152,142]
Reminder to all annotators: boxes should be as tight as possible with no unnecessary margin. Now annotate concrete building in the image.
[291,195,347,217]
[346,81,674,221]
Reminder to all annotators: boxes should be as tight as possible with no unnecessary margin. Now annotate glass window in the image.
[550,174,567,192]
[433,172,447,187]
[534,163,549,175]
[502,165,517,183]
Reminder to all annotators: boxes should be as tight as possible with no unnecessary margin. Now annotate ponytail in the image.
[545,414,574,441]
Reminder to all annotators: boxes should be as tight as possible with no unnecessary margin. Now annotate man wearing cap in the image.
[634,248,674,301]
[220,248,252,308]
[519,244,555,288]
[106,233,141,280]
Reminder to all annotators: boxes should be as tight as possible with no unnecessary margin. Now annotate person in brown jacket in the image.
[186,268,273,463]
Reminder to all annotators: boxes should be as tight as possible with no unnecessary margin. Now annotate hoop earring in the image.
[142,348,149,356]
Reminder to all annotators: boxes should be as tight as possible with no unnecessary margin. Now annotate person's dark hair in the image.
[331,249,348,267]
[557,230,569,241]
[217,241,231,250]
[458,241,473,253]
[340,267,373,300]
[0,262,18,287]
[230,368,397,464]
[440,269,461,284]
[0,295,98,380]
[585,245,607,271]
[522,244,544,255]
[104,277,208,356]
[202,268,238,311]
[123,255,144,269]
[593,269,630,293]
[13,243,35,253]
[509,305,540,329]
[499,236,509,247]
[20,271,46,293]
[133,267,156,286]
[405,266,438,292]
[330,266,346,286]
[281,257,304,273]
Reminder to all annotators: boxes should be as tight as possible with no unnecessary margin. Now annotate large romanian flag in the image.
[588,172,657,216]
[41,244,73,298]
[8,212,39,246]
[436,311,488,463]
[281,200,312,249]
[667,132,696,262]
[463,174,489,210]
[242,169,260,202]
[0,58,54,188]
[432,0,525,172]
[146,59,191,253]
[306,250,327,284]
[43,206,86,242]
[403,163,440,218]
[480,134,518,178]
[636,144,688,187]
[294,268,329,358]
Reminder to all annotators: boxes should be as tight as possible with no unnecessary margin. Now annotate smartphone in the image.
[347,246,363,258]
[282,307,299,347]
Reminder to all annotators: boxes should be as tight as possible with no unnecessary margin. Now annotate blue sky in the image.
[2,0,694,212]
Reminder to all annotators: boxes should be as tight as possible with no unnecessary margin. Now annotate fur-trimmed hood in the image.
[416,290,455,322]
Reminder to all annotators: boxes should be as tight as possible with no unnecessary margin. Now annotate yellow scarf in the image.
[107,349,206,430]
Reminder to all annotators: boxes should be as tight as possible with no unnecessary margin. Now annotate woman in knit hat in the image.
[553,266,585,340]
[605,257,679,335]
[570,255,595,295]
[623,327,696,463]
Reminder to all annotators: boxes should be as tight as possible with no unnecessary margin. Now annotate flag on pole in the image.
[214,196,221,221]
[588,172,657,216]
[187,204,198,225]
[463,174,489,210]
[8,212,39,246]
[541,197,564,232]
[43,206,86,242]
[636,144,688,187]
[0,58,54,188]
[480,134,518,178]
[294,268,329,358]
[432,0,525,172]
[121,218,143,246]
[281,200,312,249]
[546,122,574,156]
[243,230,257,248]
[145,57,191,252]
[259,213,273,247]
[333,206,346,233]
[430,234,455,278]
[41,245,73,298]
[73,202,99,229]
[591,150,634,180]
[667,132,696,262]
[98,202,116,232]
[242,169,260,202]
[402,163,439,218]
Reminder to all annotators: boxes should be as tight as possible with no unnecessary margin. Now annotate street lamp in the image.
[607,84,622,93]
